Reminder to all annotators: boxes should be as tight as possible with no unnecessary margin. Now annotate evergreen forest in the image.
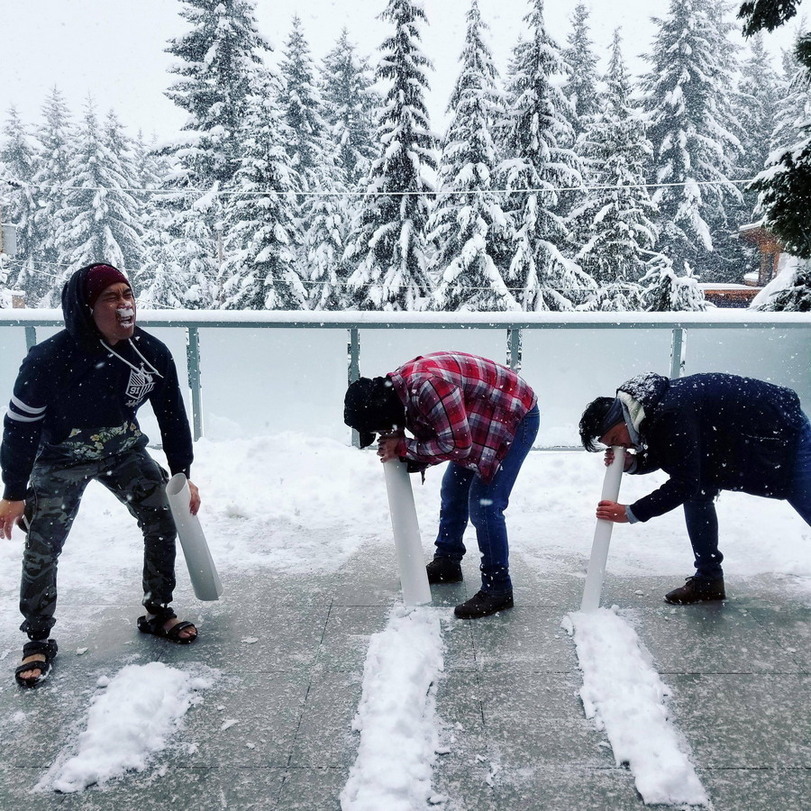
[1,0,810,312]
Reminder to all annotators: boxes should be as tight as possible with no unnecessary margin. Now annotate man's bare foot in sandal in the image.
[137,611,197,644]
[15,639,58,687]
[160,616,197,642]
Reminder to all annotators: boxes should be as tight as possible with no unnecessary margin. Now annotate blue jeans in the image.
[433,405,539,594]
[686,416,811,580]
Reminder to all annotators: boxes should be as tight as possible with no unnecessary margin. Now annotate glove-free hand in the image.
[0,499,26,539]
[596,500,629,523]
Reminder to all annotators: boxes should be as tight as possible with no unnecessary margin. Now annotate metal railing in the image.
[1,308,809,442]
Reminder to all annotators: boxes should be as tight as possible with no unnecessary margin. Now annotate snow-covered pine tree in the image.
[642,0,743,282]
[52,99,145,295]
[32,87,74,302]
[641,256,707,311]
[278,16,346,309]
[164,0,269,188]
[316,30,381,309]
[137,229,191,309]
[158,197,219,308]
[570,29,658,312]
[701,2,749,282]
[496,0,593,311]
[562,2,600,142]
[219,71,306,310]
[737,35,782,217]
[752,259,811,310]
[161,0,271,305]
[103,109,147,249]
[344,0,437,311]
[1,106,47,304]
[429,0,516,312]
[279,16,330,185]
[727,34,782,280]
[320,29,380,190]
[305,172,348,310]
[130,131,169,301]
[748,35,811,258]
[770,47,811,155]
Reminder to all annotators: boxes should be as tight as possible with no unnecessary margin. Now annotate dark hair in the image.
[579,397,615,452]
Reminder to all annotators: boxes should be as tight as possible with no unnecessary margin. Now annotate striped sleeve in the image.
[2,357,49,501]
[6,394,46,424]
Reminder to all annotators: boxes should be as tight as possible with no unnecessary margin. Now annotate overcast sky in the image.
[0,0,799,142]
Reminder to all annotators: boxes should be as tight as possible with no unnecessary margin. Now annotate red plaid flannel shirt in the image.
[388,352,537,483]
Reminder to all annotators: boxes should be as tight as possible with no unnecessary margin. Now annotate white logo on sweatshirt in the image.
[125,367,155,406]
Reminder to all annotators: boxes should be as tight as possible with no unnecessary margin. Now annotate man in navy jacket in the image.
[579,372,811,604]
[0,264,201,687]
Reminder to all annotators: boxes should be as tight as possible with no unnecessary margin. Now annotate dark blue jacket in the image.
[1,267,193,501]
[622,372,807,522]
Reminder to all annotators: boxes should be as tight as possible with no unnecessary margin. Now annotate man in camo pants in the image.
[0,263,201,687]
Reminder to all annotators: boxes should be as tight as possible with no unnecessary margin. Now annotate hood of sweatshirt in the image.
[61,264,116,351]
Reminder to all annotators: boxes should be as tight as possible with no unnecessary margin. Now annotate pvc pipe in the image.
[580,447,626,612]
[382,459,432,606]
[166,473,223,601]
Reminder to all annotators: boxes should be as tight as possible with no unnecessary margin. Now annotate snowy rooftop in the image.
[1,435,809,809]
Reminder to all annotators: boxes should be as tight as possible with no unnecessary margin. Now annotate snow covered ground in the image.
[2,433,811,804]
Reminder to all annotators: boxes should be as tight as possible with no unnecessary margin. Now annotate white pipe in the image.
[166,473,223,601]
[580,447,626,612]
[383,459,432,606]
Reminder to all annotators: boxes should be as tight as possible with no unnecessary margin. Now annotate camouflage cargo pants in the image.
[20,446,177,640]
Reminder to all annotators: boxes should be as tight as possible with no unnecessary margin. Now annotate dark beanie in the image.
[344,376,406,448]
[84,264,131,309]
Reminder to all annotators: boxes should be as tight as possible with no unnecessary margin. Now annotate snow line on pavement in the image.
[563,607,709,808]
[340,605,446,811]
[37,662,214,794]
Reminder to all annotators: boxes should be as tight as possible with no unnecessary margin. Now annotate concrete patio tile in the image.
[3,562,811,810]
[177,670,311,768]
[667,672,811,769]
[277,765,348,811]
[55,767,285,811]
[699,767,811,810]
[289,670,362,768]
[314,604,390,672]
[629,602,806,675]
[490,765,645,811]
[469,607,579,672]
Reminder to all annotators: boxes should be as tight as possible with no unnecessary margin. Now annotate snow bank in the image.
[39,662,214,793]
[341,606,445,811]
[563,607,708,807]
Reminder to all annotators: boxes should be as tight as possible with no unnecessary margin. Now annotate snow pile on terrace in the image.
[341,606,445,811]
[564,607,708,807]
[39,662,214,794]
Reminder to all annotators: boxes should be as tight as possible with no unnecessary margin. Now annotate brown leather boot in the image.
[664,577,726,605]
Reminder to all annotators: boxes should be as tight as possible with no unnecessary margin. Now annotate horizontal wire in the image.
[2,176,759,197]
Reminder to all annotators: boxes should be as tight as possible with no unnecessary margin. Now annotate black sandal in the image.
[15,639,58,688]
[137,612,197,644]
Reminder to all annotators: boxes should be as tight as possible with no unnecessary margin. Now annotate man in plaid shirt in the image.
[344,352,539,618]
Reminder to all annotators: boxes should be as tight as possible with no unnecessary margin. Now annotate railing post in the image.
[348,327,361,448]
[670,327,687,378]
[186,326,204,441]
[24,326,36,350]
[507,327,522,371]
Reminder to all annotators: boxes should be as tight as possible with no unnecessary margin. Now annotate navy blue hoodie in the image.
[621,372,807,522]
[1,266,193,501]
